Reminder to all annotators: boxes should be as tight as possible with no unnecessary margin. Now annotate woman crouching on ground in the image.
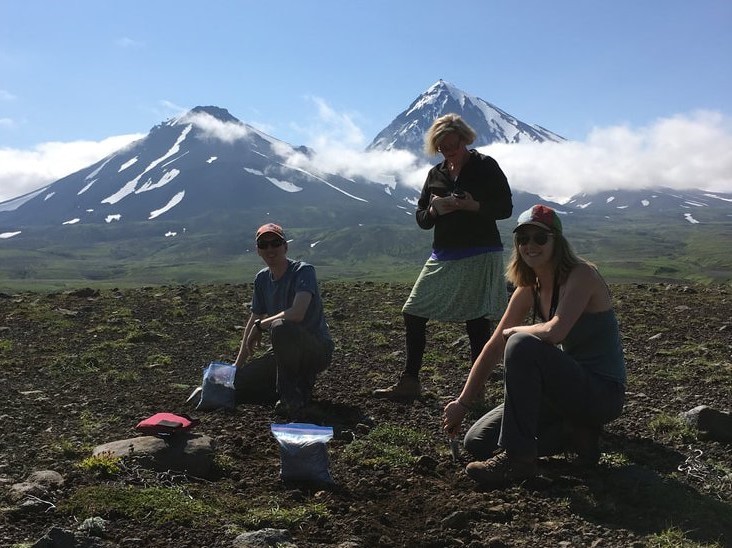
[442,204,626,487]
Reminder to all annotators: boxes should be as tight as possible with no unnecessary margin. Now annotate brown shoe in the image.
[372,374,421,401]
[465,451,537,487]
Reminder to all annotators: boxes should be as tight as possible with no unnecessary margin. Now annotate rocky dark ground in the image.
[1,282,730,547]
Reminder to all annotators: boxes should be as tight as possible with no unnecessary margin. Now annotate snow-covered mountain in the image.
[563,187,732,225]
[0,106,405,233]
[367,80,565,157]
[0,89,728,259]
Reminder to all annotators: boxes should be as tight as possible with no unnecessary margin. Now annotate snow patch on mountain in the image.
[119,157,138,172]
[149,191,185,219]
[86,156,115,181]
[78,180,96,195]
[704,193,732,202]
[0,187,48,212]
[285,164,369,203]
[266,177,302,193]
[161,151,189,168]
[0,231,21,239]
[102,125,192,205]
[137,169,180,193]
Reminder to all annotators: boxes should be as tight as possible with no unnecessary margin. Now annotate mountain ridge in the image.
[0,80,729,287]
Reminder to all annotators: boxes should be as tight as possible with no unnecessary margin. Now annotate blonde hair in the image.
[424,114,477,156]
[506,231,595,287]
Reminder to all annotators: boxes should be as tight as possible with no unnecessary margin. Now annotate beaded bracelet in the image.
[456,398,471,412]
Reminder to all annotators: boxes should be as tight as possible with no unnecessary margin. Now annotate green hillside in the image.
[1,215,730,292]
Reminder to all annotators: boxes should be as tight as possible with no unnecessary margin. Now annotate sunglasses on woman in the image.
[256,239,285,249]
[515,231,553,246]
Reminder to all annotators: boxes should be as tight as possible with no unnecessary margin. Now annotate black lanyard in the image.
[532,279,560,323]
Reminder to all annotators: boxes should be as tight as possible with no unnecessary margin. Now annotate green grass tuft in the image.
[342,424,428,469]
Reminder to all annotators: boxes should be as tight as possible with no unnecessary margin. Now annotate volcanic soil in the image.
[1,282,730,547]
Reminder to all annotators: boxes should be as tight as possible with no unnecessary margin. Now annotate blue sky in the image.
[1,0,731,202]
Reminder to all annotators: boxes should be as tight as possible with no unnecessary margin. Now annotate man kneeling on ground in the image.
[233,223,333,417]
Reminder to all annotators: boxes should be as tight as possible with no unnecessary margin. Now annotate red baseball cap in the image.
[513,204,563,233]
[255,223,286,241]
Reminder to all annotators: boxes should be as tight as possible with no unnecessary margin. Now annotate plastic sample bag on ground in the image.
[196,361,236,411]
[270,423,334,484]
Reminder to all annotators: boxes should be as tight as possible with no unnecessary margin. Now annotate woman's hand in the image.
[431,191,478,215]
[442,399,468,438]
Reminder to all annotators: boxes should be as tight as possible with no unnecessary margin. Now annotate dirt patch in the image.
[0,282,730,546]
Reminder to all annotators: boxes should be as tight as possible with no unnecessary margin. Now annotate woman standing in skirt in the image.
[373,114,513,401]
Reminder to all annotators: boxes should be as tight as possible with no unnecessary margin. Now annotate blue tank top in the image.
[562,309,626,384]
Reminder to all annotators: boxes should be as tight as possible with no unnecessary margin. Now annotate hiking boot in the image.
[372,374,421,401]
[465,451,537,487]
[274,399,304,418]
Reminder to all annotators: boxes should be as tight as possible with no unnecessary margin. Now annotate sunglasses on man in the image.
[515,231,553,246]
[256,239,285,249]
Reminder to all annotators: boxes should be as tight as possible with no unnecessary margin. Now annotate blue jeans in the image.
[235,321,331,408]
[464,332,625,460]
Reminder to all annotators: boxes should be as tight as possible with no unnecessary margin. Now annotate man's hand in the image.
[246,328,262,354]
[233,346,250,367]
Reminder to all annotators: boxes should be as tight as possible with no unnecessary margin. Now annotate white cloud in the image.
[0,89,16,101]
[282,104,732,200]
[0,118,15,128]
[181,111,253,143]
[284,145,429,191]
[479,110,732,201]
[292,96,366,149]
[0,134,143,203]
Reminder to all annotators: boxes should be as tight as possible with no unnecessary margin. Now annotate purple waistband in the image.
[430,246,503,261]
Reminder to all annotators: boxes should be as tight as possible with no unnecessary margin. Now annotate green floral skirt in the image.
[402,251,507,322]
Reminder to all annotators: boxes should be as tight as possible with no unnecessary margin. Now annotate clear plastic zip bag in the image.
[271,423,334,484]
[196,361,237,411]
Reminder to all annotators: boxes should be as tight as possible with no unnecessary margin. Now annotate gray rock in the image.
[8,481,46,503]
[31,524,114,547]
[8,470,63,504]
[679,405,732,442]
[93,434,215,478]
[78,516,107,536]
[232,527,295,547]
[27,470,64,488]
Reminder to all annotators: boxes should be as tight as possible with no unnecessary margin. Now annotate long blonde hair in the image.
[424,114,477,156]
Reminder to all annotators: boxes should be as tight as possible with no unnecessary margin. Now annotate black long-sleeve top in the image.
[415,149,513,250]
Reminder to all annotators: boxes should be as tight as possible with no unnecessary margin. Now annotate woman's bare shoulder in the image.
[568,262,612,310]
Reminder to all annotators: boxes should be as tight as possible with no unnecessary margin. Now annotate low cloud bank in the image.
[0,109,730,204]
[0,134,143,203]
[286,108,732,202]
